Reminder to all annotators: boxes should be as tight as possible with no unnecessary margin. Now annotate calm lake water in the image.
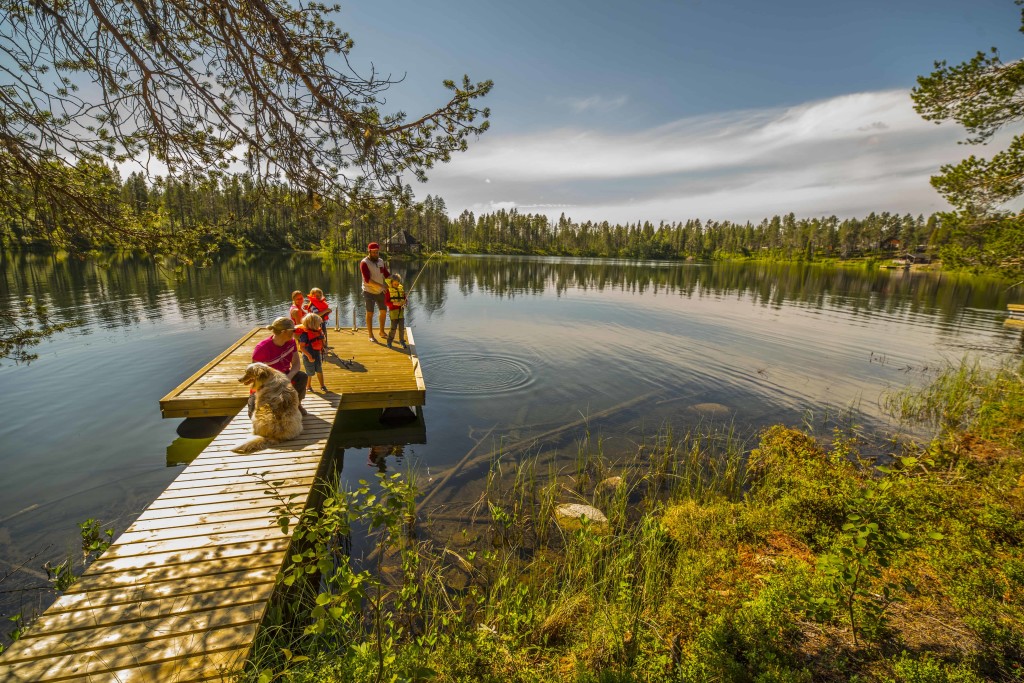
[0,251,1021,626]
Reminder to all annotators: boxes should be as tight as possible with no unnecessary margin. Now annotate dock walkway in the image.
[1,328,426,681]
[1008,303,1024,329]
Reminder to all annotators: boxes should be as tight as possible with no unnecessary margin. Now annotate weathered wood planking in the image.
[1007,304,1024,328]
[0,392,340,683]
[160,326,425,418]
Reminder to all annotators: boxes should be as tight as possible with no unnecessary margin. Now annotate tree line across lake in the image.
[0,165,955,264]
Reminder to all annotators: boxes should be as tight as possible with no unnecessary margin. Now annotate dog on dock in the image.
[231,362,303,453]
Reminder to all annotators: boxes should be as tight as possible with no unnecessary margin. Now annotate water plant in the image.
[243,359,1024,681]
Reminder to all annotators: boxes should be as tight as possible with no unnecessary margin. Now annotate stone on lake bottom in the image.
[554,503,610,534]
[688,402,731,416]
[596,476,624,494]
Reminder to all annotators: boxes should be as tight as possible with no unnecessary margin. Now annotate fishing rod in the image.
[407,250,444,292]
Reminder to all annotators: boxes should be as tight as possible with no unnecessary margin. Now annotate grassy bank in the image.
[246,359,1024,683]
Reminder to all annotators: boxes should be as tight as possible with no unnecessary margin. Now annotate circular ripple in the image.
[423,353,535,395]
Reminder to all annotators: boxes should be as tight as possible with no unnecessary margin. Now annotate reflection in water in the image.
[1,251,1021,638]
[3,252,1022,332]
[165,437,215,467]
[366,445,406,473]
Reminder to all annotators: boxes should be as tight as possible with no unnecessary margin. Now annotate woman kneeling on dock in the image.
[250,317,308,416]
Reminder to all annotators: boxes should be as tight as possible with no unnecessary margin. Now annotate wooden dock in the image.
[0,393,339,681]
[1,328,428,681]
[160,326,425,418]
[1007,303,1024,329]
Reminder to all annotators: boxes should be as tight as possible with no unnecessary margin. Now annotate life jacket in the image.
[306,295,330,322]
[296,325,324,351]
[387,282,406,305]
[387,282,406,320]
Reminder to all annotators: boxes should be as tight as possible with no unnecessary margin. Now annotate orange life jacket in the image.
[306,296,330,322]
[296,325,324,351]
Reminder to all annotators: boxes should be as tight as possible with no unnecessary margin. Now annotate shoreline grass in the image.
[241,357,1024,683]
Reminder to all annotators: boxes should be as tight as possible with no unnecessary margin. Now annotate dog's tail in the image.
[231,435,277,454]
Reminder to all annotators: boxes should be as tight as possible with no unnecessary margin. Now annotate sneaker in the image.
[387,341,393,348]
[400,341,408,349]
[368,336,378,343]
[320,385,327,392]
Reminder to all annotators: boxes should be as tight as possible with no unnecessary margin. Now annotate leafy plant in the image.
[260,470,430,683]
[816,465,943,646]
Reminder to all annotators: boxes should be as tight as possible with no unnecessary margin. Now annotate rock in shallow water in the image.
[596,475,624,494]
[688,402,731,416]
[554,503,610,534]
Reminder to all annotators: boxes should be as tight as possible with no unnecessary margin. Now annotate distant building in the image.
[880,237,902,252]
[384,229,423,255]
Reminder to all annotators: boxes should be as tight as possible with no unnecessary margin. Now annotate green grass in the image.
[243,360,1024,683]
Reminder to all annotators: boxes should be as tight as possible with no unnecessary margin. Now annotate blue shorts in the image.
[302,354,323,374]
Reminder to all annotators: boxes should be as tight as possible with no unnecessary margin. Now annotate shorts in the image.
[302,354,323,374]
[363,290,386,313]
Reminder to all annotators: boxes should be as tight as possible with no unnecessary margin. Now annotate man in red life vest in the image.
[250,317,308,416]
[360,242,390,343]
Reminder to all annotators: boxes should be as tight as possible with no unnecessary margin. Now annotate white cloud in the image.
[558,94,629,113]
[425,89,1022,223]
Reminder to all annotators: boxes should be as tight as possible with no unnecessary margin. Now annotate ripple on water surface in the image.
[422,352,536,396]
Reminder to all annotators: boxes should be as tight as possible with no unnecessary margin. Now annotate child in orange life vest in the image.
[296,313,327,393]
[305,287,332,353]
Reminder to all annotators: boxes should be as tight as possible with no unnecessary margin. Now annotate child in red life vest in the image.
[305,287,332,354]
[296,313,327,393]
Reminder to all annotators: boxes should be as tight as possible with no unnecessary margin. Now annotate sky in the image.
[336,0,1024,224]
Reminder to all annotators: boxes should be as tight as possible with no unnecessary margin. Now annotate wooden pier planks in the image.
[160,327,425,418]
[0,392,341,683]
[1007,303,1024,328]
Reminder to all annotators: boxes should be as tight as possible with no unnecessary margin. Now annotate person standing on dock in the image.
[289,290,306,326]
[251,317,308,416]
[296,312,328,393]
[305,287,332,353]
[360,242,390,343]
[385,272,408,349]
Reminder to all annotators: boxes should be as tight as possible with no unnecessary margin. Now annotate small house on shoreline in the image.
[385,229,424,255]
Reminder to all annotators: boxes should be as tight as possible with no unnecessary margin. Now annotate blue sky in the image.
[339,0,1023,224]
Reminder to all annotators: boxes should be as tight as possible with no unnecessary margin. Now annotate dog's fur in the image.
[231,362,303,453]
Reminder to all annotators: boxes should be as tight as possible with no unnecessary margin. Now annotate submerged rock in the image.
[595,476,624,494]
[554,503,610,534]
[688,402,731,416]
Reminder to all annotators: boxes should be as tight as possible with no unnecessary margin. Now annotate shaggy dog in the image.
[231,362,303,453]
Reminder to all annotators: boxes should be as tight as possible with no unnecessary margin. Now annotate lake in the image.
[0,251,1021,628]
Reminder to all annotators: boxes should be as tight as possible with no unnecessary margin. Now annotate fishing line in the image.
[407,250,444,292]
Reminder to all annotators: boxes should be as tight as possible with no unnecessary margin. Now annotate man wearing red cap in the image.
[360,242,390,342]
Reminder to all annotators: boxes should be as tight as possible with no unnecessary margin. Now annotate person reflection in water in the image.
[367,444,405,472]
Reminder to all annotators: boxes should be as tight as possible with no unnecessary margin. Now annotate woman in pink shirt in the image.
[249,317,308,416]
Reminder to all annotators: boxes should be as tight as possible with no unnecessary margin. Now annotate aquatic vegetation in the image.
[245,360,1024,682]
